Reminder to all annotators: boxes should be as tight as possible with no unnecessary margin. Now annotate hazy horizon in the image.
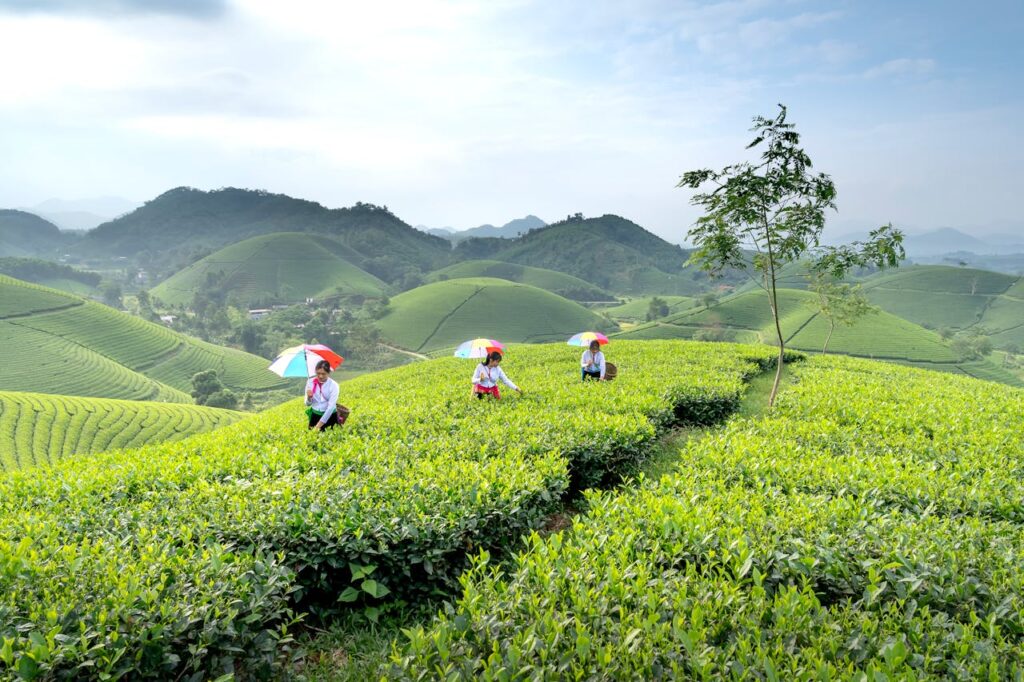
[1,0,1022,243]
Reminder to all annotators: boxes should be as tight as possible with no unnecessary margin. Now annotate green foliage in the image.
[391,356,1024,680]
[646,296,669,321]
[678,104,903,406]
[0,258,100,288]
[0,341,776,680]
[377,278,618,352]
[808,275,877,353]
[98,281,123,308]
[950,330,994,360]
[0,390,242,472]
[151,232,388,307]
[190,370,237,408]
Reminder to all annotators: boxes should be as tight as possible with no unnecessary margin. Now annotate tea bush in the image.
[392,356,1024,680]
[0,340,773,679]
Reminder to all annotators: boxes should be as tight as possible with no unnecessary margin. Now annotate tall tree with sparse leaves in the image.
[678,105,904,407]
[808,275,877,354]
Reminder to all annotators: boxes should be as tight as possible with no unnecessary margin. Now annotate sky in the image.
[0,0,1021,243]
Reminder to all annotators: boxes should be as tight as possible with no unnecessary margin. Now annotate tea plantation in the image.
[377,277,617,352]
[0,340,776,680]
[151,232,388,306]
[392,356,1024,680]
[0,275,294,400]
[0,391,244,472]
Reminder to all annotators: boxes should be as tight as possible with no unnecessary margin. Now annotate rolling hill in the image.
[0,275,296,401]
[860,265,1024,350]
[453,214,719,296]
[0,390,243,472]
[425,260,614,301]
[151,232,389,306]
[78,187,452,281]
[614,287,1023,386]
[377,277,618,352]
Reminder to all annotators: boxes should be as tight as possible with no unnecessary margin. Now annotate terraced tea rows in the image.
[0,340,778,680]
[0,275,295,401]
[378,277,617,352]
[392,356,1024,679]
[0,391,244,472]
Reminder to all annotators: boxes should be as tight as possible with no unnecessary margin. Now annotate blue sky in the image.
[0,0,1021,242]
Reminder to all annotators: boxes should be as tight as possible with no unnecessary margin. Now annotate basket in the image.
[604,362,618,381]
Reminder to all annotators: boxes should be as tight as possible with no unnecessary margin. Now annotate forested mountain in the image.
[0,210,77,259]
[78,187,453,281]
[454,214,712,295]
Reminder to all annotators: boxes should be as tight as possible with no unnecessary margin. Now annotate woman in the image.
[472,351,523,399]
[580,340,606,381]
[305,360,342,430]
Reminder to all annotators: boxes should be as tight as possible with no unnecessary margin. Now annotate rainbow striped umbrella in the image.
[268,344,344,378]
[567,331,609,347]
[454,338,506,359]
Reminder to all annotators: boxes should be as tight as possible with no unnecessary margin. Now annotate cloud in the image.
[0,0,226,19]
[863,58,936,80]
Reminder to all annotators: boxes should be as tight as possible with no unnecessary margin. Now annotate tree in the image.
[950,331,993,360]
[99,281,123,309]
[808,275,877,354]
[678,105,904,407]
[190,369,236,409]
[700,291,719,309]
[646,297,670,321]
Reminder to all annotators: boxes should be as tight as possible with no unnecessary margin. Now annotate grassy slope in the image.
[377,277,618,352]
[0,390,243,473]
[151,232,388,306]
[600,296,696,321]
[861,265,1024,347]
[613,285,1022,386]
[425,260,614,301]
[0,275,294,400]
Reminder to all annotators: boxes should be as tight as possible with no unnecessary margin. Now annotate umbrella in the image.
[268,344,344,378]
[454,338,506,359]
[567,331,609,347]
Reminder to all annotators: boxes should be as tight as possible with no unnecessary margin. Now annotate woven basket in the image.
[604,362,618,381]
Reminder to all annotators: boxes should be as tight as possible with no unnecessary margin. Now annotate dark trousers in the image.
[309,410,340,430]
[582,369,602,381]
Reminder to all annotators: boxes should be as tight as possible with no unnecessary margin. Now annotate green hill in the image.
[0,275,295,401]
[0,390,243,472]
[0,210,77,259]
[455,214,721,296]
[601,296,696,322]
[860,265,1024,350]
[79,187,452,282]
[151,232,388,306]
[613,286,1023,386]
[425,260,614,301]
[377,277,618,352]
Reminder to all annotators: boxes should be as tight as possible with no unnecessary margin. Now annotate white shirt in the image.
[581,350,606,379]
[304,376,339,424]
[472,364,519,390]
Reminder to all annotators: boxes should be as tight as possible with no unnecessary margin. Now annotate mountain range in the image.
[417,214,547,241]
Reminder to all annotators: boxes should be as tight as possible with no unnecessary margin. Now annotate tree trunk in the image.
[822,321,835,354]
[766,256,785,408]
